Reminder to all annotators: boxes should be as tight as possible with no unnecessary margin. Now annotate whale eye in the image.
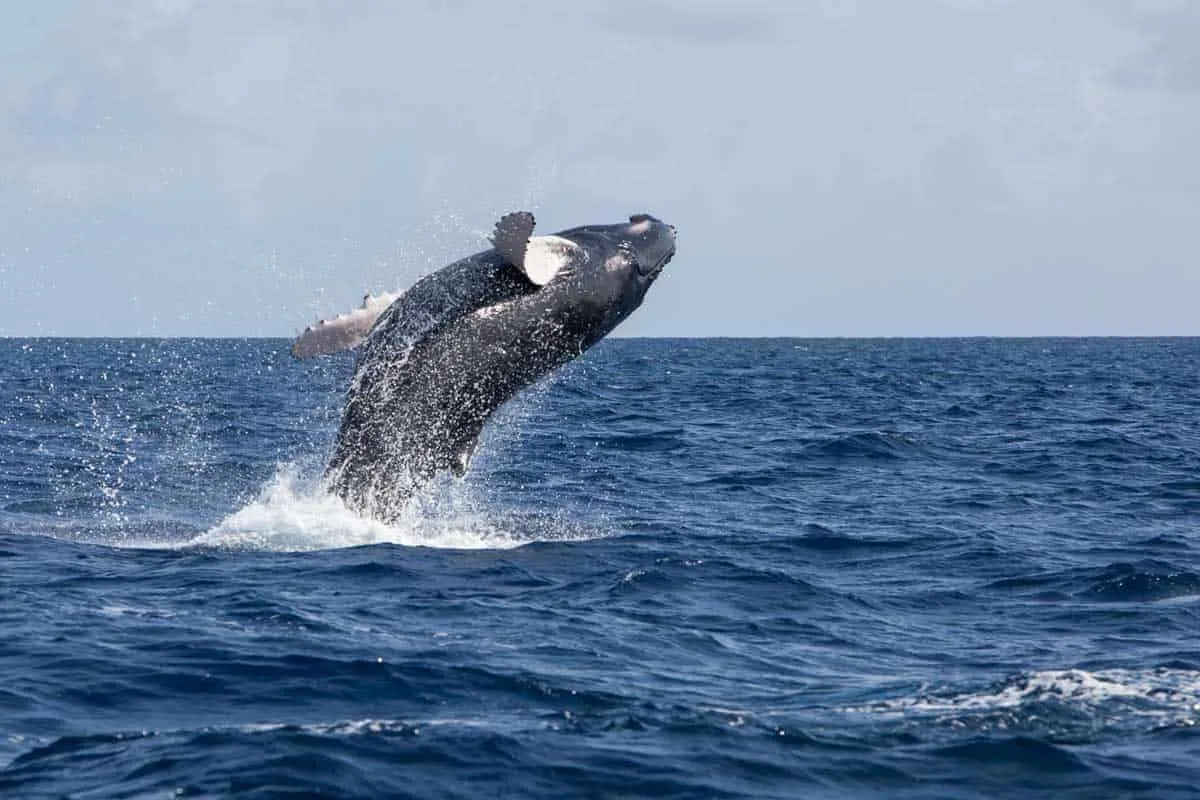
[608,240,641,273]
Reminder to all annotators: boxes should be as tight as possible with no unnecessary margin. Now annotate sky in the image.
[0,0,1196,337]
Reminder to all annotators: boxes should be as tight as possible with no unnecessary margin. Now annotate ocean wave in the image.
[0,713,794,799]
[985,560,1200,604]
[1078,562,1200,603]
[596,429,687,453]
[797,431,928,461]
[843,668,1200,736]
[789,524,914,552]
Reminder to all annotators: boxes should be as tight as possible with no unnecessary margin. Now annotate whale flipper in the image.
[491,211,536,271]
[292,291,400,359]
[491,211,581,286]
[294,211,555,361]
[520,235,584,286]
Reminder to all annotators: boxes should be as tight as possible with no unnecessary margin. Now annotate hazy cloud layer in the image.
[0,0,1196,336]
[1109,0,1200,93]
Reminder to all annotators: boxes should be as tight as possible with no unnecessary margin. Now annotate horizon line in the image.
[2,334,1198,341]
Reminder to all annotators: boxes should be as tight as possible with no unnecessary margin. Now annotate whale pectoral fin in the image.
[291,291,400,359]
[521,235,584,286]
[491,211,536,270]
[491,211,583,286]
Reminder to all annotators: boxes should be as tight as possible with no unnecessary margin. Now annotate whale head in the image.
[547,213,676,345]
[621,213,677,280]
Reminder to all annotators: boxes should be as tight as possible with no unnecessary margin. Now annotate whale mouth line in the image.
[638,250,675,279]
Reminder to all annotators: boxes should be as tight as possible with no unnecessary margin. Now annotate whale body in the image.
[298,212,676,522]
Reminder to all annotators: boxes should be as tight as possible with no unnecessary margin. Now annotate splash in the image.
[186,465,598,552]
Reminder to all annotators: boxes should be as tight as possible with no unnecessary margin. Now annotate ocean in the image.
[1,337,1198,798]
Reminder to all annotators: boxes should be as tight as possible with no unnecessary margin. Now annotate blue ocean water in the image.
[1,337,1198,798]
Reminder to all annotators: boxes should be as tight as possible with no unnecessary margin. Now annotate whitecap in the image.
[843,667,1200,728]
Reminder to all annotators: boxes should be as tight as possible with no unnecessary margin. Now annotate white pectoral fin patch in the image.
[520,235,581,286]
[490,211,580,286]
[291,291,399,359]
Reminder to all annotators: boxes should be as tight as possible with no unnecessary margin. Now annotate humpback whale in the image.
[295,212,676,522]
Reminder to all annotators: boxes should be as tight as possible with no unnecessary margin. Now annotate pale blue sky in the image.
[0,0,1196,337]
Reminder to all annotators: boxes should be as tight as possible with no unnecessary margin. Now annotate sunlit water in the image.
[2,338,1199,798]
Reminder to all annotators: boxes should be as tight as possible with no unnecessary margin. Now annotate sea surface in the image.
[1,337,1198,799]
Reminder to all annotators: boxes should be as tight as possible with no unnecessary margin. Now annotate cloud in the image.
[1107,1,1200,94]
[0,3,582,244]
[597,0,780,46]
[919,135,1010,212]
[1,1,1198,336]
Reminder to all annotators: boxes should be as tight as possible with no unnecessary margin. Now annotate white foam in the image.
[185,465,596,552]
[844,668,1200,725]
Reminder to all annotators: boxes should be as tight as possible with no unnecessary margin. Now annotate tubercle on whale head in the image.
[620,214,676,279]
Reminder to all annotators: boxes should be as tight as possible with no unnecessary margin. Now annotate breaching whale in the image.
[294,212,676,522]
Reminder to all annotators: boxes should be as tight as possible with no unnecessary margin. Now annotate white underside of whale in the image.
[291,292,401,359]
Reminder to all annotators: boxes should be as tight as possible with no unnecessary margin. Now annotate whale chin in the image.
[639,250,674,279]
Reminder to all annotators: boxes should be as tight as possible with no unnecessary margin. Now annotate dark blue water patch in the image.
[796,431,929,461]
[596,428,689,453]
[1130,534,1193,551]
[787,524,917,553]
[983,560,1200,604]
[1159,480,1200,496]
[1,721,841,799]
[931,737,1092,774]
[1078,562,1200,604]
